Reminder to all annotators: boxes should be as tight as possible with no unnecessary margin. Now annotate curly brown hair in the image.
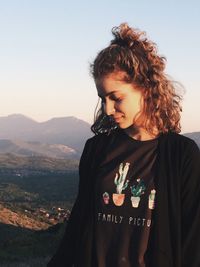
[90,23,183,135]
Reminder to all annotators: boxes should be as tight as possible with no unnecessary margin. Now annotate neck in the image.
[123,126,159,141]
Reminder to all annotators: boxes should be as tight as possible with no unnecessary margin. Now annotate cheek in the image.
[133,94,143,110]
[127,98,142,113]
[126,99,143,116]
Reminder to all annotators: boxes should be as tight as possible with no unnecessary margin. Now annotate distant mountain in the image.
[184,132,200,147]
[0,114,93,153]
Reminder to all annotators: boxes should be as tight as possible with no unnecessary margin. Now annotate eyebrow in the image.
[98,90,119,98]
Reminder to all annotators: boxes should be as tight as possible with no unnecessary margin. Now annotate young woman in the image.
[48,23,200,267]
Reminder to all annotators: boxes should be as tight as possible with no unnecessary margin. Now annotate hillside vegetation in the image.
[0,156,79,266]
[0,153,79,170]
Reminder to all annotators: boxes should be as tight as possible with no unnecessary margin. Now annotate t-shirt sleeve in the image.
[181,140,200,267]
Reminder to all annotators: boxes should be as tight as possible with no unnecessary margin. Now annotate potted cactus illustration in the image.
[113,162,130,206]
[103,192,110,204]
[148,189,156,209]
[130,178,146,208]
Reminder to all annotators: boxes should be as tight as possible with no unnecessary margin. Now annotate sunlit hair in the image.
[90,23,183,135]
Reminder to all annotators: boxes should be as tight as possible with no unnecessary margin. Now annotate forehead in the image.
[96,71,126,88]
[95,72,140,96]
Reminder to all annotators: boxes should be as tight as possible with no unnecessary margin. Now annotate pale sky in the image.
[0,0,199,133]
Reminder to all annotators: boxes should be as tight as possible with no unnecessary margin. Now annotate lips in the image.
[113,116,123,123]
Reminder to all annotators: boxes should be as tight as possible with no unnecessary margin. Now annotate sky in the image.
[0,0,199,133]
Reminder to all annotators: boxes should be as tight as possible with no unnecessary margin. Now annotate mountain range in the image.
[0,114,93,155]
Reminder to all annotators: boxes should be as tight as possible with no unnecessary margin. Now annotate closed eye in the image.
[99,94,123,105]
[111,96,122,102]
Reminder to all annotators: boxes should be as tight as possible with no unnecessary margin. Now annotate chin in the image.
[117,122,132,129]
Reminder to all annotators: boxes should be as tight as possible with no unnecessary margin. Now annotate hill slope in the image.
[0,139,78,159]
[0,203,50,230]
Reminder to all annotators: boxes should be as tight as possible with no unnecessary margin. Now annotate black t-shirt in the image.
[93,129,158,267]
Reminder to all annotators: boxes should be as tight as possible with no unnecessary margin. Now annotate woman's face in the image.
[96,72,145,130]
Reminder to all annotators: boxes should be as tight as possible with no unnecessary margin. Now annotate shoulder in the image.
[81,130,120,162]
[160,131,199,151]
[79,131,118,172]
[81,131,112,158]
[159,132,200,166]
[85,130,118,148]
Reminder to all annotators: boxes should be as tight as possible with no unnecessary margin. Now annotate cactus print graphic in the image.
[114,162,130,194]
[103,192,110,204]
[113,162,130,206]
[130,179,146,208]
[148,189,156,209]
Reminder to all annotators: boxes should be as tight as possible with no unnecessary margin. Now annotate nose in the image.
[103,100,115,116]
